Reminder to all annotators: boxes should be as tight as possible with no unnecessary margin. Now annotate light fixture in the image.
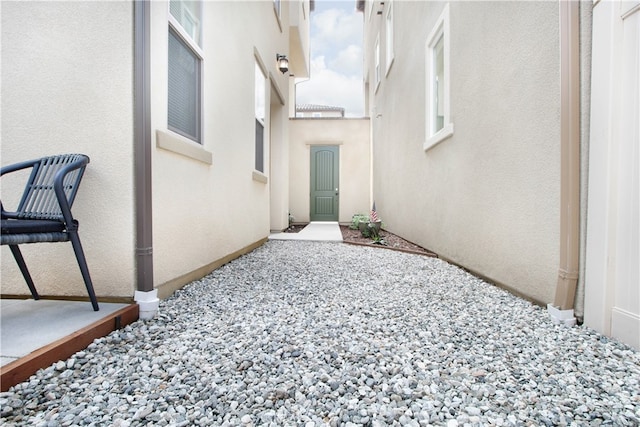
[276,54,289,74]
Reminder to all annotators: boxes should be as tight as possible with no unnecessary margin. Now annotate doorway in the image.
[310,145,339,221]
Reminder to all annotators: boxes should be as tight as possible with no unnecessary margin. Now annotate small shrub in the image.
[361,221,382,238]
[350,213,370,230]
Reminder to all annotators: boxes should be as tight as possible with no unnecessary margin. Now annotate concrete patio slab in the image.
[1,299,138,391]
[1,299,130,366]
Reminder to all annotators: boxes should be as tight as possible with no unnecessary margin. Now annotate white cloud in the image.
[329,44,363,78]
[296,1,365,117]
[296,56,364,117]
[312,7,362,55]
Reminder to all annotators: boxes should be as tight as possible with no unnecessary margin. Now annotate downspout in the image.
[134,0,158,319]
[549,0,580,326]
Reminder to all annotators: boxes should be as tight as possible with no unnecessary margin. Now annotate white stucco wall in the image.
[1,1,136,299]
[149,1,292,291]
[366,1,561,304]
[270,87,290,232]
[289,118,371,224]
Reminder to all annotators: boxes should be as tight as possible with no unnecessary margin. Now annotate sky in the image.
[296,0,364,117]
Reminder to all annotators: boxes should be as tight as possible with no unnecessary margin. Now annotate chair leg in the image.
[68,231,99,311]
[8,245,40,300]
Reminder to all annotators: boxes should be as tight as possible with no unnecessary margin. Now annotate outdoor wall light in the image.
[276,54,289,74]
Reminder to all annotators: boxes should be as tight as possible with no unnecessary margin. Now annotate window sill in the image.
[423,123,454,152]
[156,130,212,164]
[252,170,268,183]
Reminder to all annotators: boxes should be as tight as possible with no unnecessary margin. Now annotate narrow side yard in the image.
[1,241,639,426]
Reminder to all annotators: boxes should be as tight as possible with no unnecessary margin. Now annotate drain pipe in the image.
[548,0,580,327]
[134,0,158,319]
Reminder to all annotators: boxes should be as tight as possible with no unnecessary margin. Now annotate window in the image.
[374,35,381,92]
[433,35,445,131]
[424,4,453,151]
[170,0,200,44]
[385,0,394,76]
[168,1,203,144]
[255,62,266,173]
[273,0,281,16]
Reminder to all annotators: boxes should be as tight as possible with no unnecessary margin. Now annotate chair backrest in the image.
[17,154,89,221]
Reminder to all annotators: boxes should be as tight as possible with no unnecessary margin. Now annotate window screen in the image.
[168,27,201,143]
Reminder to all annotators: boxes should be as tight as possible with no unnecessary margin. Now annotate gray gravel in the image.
[1,240,639,426]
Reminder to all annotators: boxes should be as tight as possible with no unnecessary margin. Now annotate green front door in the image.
[310,145,339,221]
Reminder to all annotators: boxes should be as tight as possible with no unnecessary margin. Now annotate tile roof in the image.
[296,104,345,113]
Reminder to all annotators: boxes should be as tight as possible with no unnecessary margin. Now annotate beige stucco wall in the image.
[149,1,292,292]
[1,1,136,299]
[365,1,561,304]
[289,118,371,224]
[2,1,300,301]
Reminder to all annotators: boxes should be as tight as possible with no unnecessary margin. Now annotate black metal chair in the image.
[1,154,99,311]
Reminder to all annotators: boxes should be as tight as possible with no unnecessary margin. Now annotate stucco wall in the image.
[366,1,561,304]
[289,118,371,224]
[149,1,292,292]
[1,1,136,299]
[1,1,298,301]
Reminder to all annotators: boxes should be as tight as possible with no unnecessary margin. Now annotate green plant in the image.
[371,234,387,245]
[351,212,385,242]
[361,220,381,237]
[360,223,372,238]
[350,213,370,230]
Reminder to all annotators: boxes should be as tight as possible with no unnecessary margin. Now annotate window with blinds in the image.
[168,1,202,144]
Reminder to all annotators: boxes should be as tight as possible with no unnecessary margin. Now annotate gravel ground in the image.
[1,241,639,426]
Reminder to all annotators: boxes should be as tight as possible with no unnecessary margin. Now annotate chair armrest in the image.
[0,158,41,177]
[0,158,41,219]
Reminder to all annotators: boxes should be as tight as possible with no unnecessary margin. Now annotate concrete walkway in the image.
[269,221,343,242]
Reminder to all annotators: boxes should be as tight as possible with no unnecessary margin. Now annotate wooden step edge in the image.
[1,304,139,392]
